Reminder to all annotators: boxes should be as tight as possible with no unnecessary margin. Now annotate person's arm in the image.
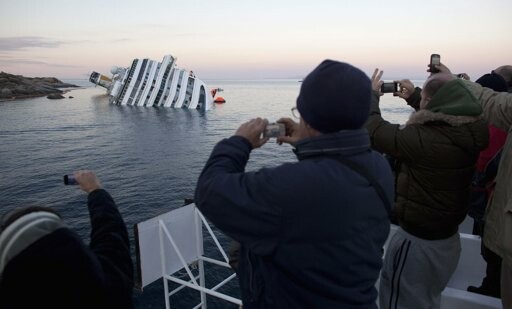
[195,118,281,255]
[462,79,512,130]
[74,171,134,309]
[366,91,406,156]
[432,62,512,129]
[366,70,423,158]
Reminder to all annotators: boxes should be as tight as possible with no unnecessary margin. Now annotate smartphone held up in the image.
[430,54,441,73]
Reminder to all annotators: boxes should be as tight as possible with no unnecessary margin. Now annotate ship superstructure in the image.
[89,54,213,111]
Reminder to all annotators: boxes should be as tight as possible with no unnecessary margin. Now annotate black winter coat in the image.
[0,189,134,309]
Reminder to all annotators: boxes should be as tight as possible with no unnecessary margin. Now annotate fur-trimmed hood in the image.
[406,109,482,127]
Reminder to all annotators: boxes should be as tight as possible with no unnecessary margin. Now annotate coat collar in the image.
[406,109,482,127]
[293,128,371,160]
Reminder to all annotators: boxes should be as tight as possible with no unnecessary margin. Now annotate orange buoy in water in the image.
[214,96,226,104]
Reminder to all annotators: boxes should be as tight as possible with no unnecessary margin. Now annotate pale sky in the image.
[0,0,510,80]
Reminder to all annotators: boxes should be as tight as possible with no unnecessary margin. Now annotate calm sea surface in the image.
[0,79,418,308]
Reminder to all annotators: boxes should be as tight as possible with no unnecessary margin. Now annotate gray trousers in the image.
[379,227,461,309]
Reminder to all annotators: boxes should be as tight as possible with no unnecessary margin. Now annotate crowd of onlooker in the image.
[1,59,511,309]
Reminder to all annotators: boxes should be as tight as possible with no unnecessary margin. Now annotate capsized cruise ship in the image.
[89,54,213,111]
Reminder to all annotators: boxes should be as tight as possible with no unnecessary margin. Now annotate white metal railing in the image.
[136,204,241,308]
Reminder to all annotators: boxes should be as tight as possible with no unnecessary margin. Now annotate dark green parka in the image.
[366,79,489,240]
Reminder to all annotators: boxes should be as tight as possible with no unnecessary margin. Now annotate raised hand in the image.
[371,68,384,96]
[427,62,452,75]
[394,79,416,99]
[74,170,102,194]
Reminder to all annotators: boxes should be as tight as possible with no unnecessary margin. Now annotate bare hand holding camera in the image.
[74,170,102,194]
[394,79,415,100]
[426,54,452,75]
[427,63,452,74]
[435,63,452,74]
[276,117,301,145]
[235,117,269,149]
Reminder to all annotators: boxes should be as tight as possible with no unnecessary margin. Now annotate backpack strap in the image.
[331,156,392,216]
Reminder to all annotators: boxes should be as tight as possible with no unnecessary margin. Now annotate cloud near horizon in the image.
[0,36,65,51]
[0,58,84,68]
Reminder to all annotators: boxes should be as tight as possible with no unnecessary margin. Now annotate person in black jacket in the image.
[195,60,393,308]
[0,170,133,309]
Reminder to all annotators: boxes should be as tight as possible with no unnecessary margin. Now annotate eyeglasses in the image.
[291,107,300,119]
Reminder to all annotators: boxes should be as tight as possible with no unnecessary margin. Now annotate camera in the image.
[63,175,78,185]
[263,123,285,138]
[381,82,398,93]
[430,54,441,73]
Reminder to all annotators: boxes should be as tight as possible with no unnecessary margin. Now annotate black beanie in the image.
[475,72,508,92]
[296,60,371,133]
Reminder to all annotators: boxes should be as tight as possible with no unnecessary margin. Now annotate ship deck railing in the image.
[135,204,501,309]
[135,203,241,309]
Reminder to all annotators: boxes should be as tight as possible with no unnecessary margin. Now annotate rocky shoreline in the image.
[0,72,79,101]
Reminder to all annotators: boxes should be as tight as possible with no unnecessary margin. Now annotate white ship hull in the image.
[89,54,213,111]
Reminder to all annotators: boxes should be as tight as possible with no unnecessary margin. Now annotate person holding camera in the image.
[432,62,512,309]
[367,67,489,309]
[464,69,511,299]
[0,170,134,309]
[195,60,393,308]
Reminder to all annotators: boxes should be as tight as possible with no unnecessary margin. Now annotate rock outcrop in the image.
[0,72,78,100]
[47,93,65,99]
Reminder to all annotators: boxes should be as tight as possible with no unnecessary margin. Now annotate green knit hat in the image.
[427,79,482,116]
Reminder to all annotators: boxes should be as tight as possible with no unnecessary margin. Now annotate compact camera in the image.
[430,54,441,73]
[381,82,398,93]
[263,123,285,138]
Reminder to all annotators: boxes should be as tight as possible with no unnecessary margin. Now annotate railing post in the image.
[195,208,207,308]
[159,219,171,309]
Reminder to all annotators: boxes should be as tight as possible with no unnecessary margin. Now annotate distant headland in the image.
[0,72,79,101]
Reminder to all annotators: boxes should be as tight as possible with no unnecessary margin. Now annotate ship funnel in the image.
[89,71,112,89]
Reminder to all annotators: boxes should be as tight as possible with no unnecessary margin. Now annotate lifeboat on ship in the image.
[211,88,226,104]
[214,97,226,104]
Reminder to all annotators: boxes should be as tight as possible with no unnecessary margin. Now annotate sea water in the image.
[0,79,417,308]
